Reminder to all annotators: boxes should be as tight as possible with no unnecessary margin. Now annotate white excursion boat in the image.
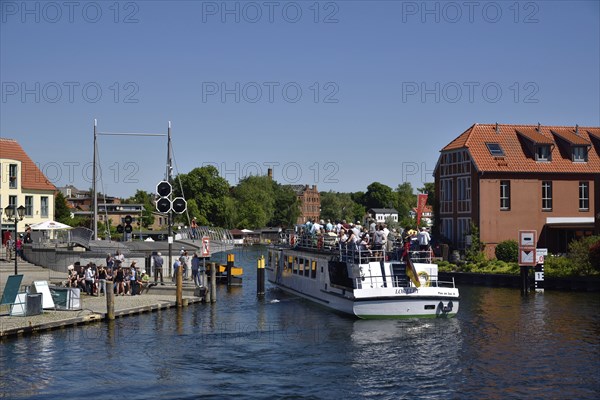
[266,232,459,319]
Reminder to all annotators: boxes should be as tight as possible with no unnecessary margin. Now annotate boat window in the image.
[268,252,272,266]
[311,261,317,279]
[293,257,299,274]
[304,259,310,277]
[424,305,435,310]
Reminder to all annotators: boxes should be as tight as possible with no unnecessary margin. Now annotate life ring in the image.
[418,271,430,287]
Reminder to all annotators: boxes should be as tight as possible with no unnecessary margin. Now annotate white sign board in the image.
[536,248,548,264]
[519,231,536,247]
[519,249,537,266]
[31,281,55,309]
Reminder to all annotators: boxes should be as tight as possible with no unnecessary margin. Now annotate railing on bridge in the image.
[176,226,235,245]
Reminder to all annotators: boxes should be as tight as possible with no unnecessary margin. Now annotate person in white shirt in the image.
[417,227,431,251]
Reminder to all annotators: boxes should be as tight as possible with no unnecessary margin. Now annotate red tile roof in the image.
[440,124,600,173]
[550,128,591,145]
[0,138,57,191]
[516,128,555,145]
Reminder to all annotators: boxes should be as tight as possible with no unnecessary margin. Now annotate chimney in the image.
[267,168,273,180]
[575,124,579,135]
[536,122,541,132]
[495,123,500,134]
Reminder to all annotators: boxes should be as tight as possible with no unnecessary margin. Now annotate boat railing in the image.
[354,274,456,290]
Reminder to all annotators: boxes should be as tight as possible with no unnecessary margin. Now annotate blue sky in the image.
[1,0,599,198]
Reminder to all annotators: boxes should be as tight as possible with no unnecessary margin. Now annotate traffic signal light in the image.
[156,181,172,197]
[172,197,187,214]
[156,198,171,214]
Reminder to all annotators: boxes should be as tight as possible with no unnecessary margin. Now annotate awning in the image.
[545,217,595,227]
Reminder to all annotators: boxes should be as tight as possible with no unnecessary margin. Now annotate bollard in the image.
[106,280,115,320]
[176,263,183,307]
[257,255,265,296]
[226,254,234,287]
[210,262,217,303]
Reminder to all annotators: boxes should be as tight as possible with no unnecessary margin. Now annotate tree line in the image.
[55,165,434,231]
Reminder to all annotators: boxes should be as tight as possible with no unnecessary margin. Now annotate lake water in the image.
[1,247,599,399]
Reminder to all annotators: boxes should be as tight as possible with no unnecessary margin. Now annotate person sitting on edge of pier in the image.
[67,265,77,288]
[138,270,156,294]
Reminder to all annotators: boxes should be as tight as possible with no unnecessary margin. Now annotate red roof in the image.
[0,138,57,191]
[440,124,600,173]
[550,128,591,145]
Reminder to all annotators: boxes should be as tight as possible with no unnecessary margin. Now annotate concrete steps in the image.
[0,260,67,297]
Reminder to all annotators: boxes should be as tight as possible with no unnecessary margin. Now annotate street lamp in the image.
[4,205,26,275]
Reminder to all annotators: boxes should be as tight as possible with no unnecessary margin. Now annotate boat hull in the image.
[267,246,459,319]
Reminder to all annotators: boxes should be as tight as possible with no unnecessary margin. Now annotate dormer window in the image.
[535,145,551,161]
[572,146,587,162]
[486,143,505,157]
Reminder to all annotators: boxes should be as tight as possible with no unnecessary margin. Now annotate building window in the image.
[41,196,49,217]
[542,181,553,211]
[579,182,589,211]
[457,177,471,213]
[500,180,511,210]
[572,146,587,162]
[440,179,453,213]
[457,218,471,249]
[441,218,453,242]
[9,164,18,189]
[25,196,33,217]
[535,145,551,161]
[9,195,17,209]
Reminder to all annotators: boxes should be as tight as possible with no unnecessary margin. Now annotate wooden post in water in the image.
[520,266,529,296]
[203,258,210,303]
[106,281,115,320]
[176,263,183,307]
[210,262,217,303]
[257,255,265,296]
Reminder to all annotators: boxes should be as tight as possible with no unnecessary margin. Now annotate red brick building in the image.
[434,123,599,257]
[289,185,320,224]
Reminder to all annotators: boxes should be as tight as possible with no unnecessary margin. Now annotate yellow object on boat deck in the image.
[218,264,243,276]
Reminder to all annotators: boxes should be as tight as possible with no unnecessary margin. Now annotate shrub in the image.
[495,240,519,262]
[568,235,600,276]
[545,256,577,277]
[590,240,600,273]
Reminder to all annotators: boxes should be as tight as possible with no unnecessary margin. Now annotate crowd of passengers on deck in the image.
[289,219,432,262]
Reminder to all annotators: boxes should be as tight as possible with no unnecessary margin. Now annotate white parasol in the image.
[29,220,72,230]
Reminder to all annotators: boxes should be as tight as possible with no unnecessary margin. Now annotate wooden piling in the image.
[106,280,115,320]
[176,263,183,307]
[210,262,217,303]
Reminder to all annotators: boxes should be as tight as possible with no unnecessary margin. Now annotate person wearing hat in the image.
[417,227,431,260]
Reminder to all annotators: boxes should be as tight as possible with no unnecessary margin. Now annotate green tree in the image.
[364,182,395,210]
[232,175,275,229]
[54,192,70,223]
[270,183,300,228]
[395,182,416,221]
[321,191,363,223]
[124,190,155,228]
[418,182,436,206]
[174,166,231,226]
